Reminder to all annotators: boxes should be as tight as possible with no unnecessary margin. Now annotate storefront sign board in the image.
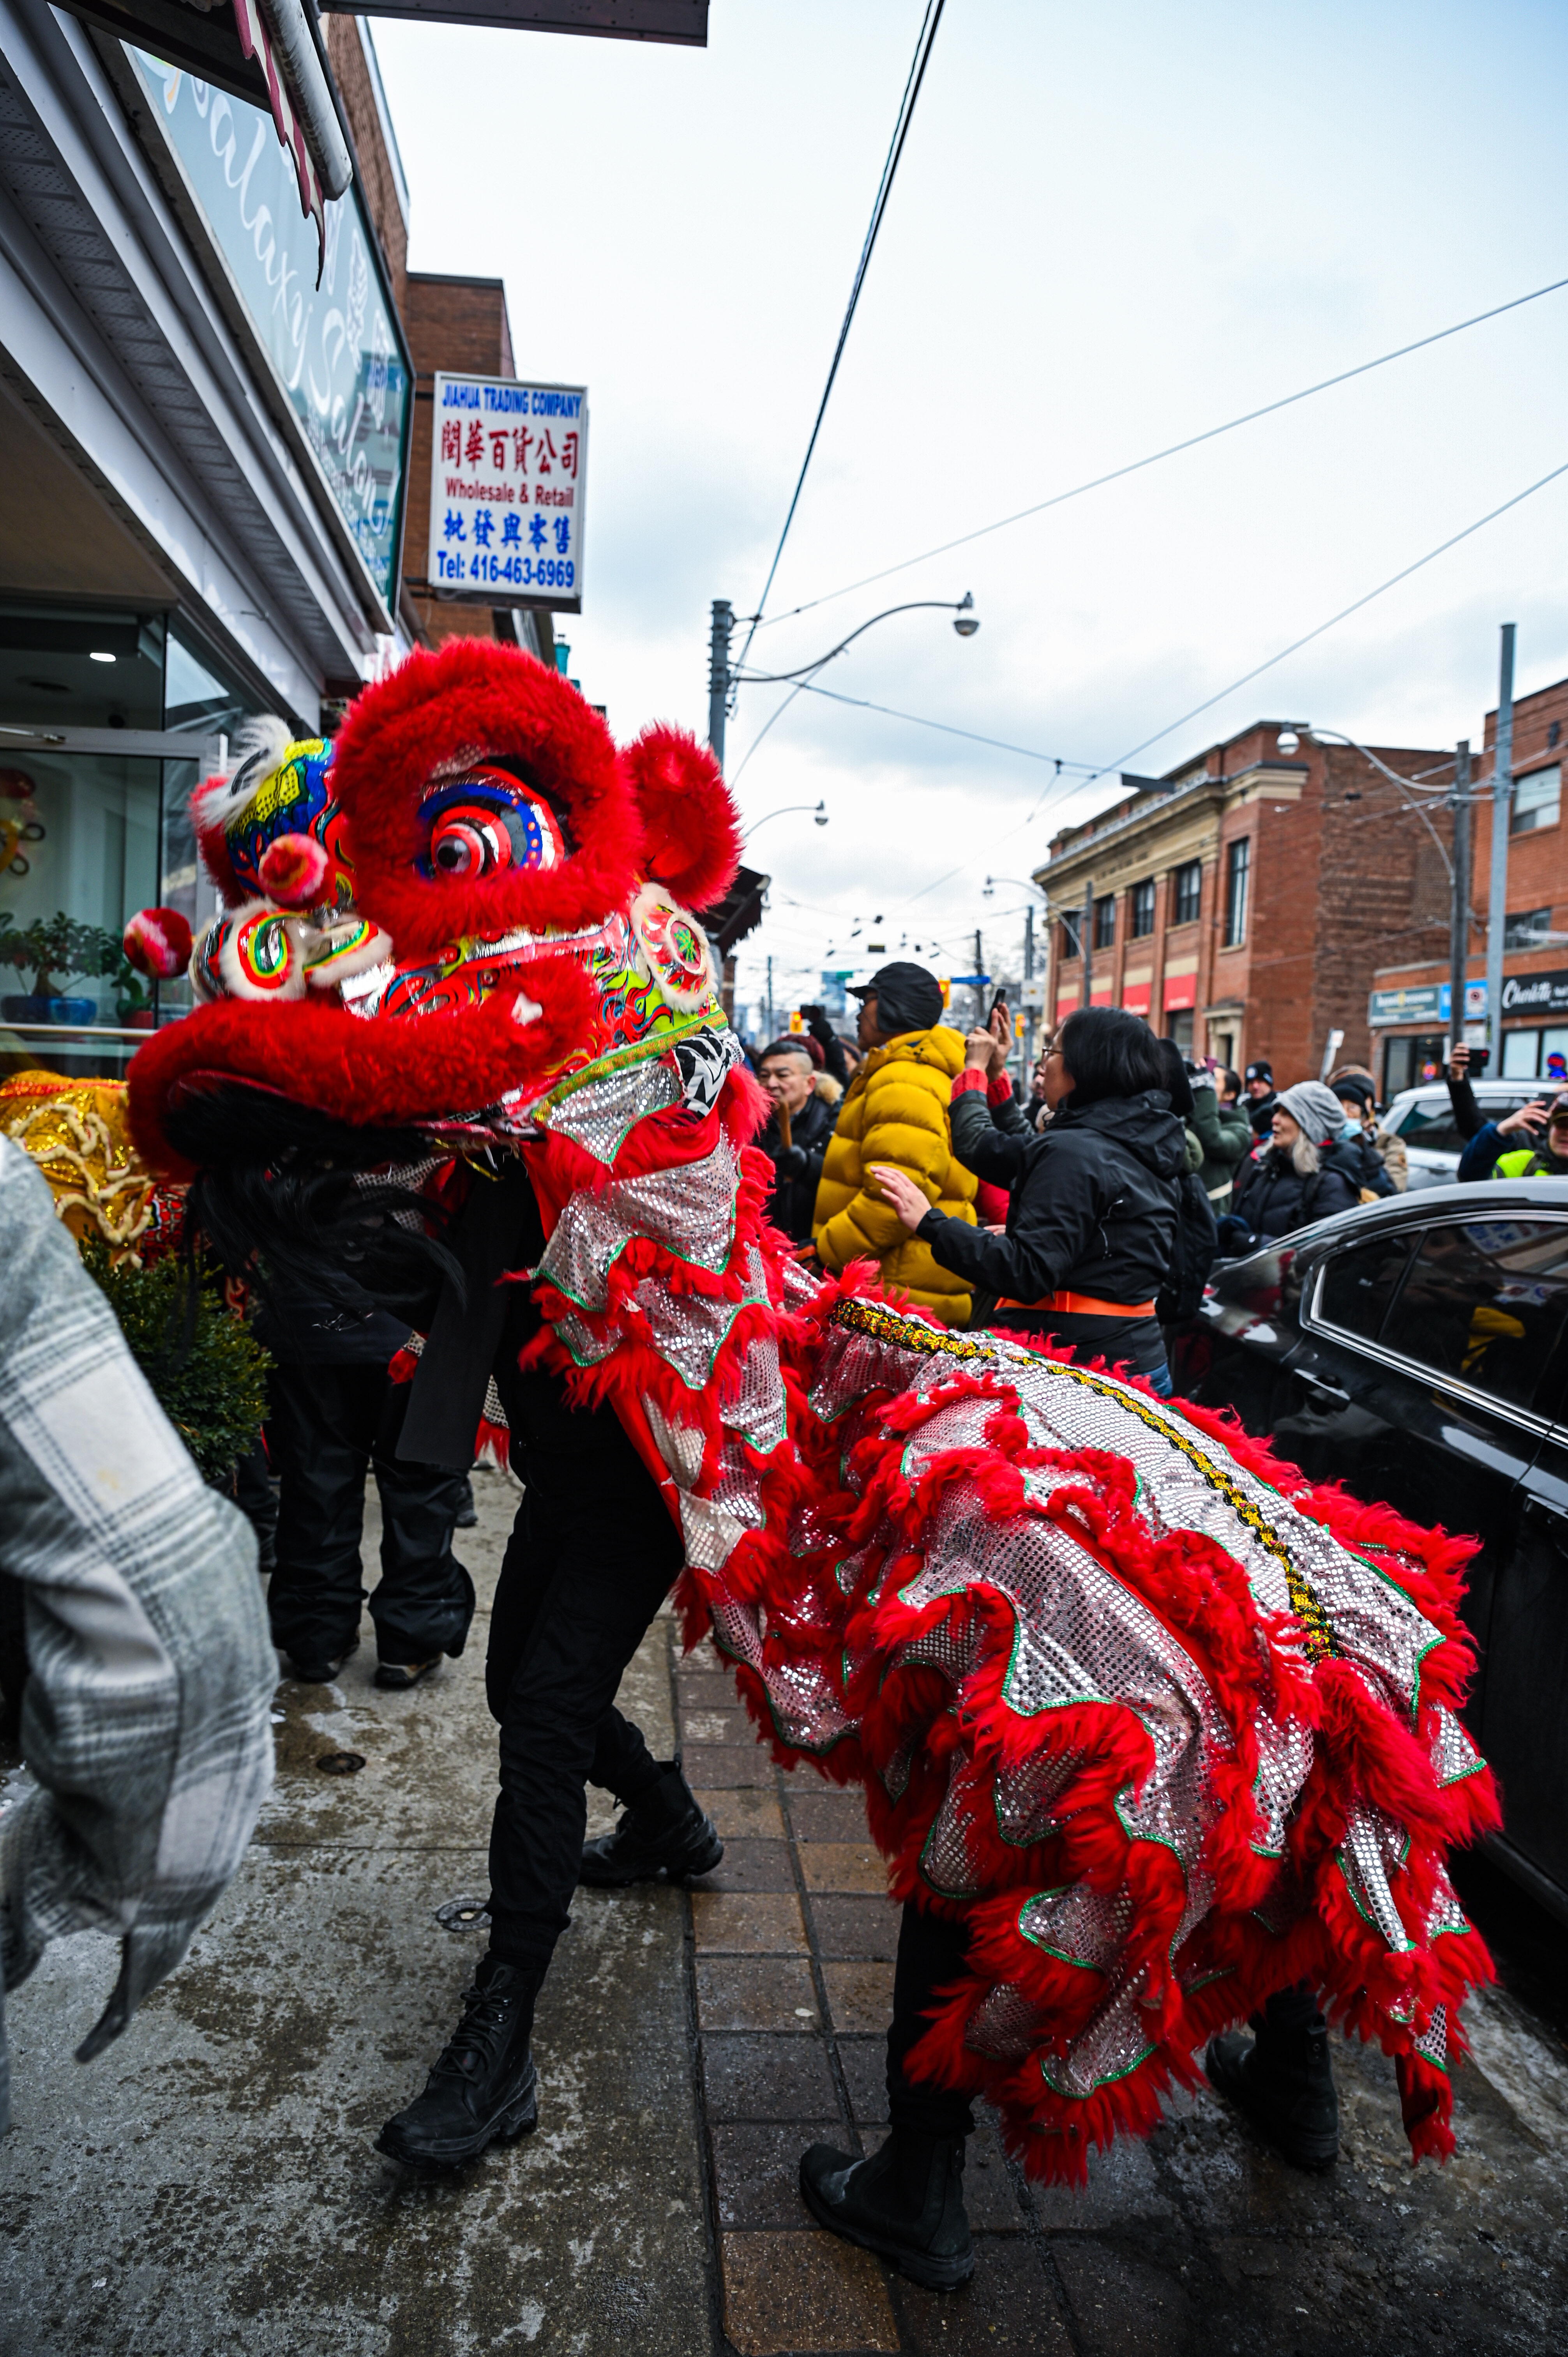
[1370,980,1490,1027]
[1500,967,1568,1019]
[130,54,412,627]
[427,373,588,613]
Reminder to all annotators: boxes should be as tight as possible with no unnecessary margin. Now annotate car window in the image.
[1316,1235,1416,1339]
[1378,1219,1568,1413]
[1394,1093,1537,1153]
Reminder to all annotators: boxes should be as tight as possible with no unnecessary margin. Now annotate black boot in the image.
[800,2129,974,2290]
[376,1956,539,2168]
[1206,2006,1340,2170]
[578,1753,723,1887]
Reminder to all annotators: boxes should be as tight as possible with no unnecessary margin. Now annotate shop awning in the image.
[330,1,707,38]
[56,0,351,270]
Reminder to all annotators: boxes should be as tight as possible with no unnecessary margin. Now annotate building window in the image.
[1511,765,1561,834]
[1130,879,1156,938]
[1223,838,1250,945]
[1503,906,1554,951]
[1093,894,1115,949]
[1172,860,1202,926]
[1059,913,1082,960]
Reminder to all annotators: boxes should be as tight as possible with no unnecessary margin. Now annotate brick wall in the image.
[403,275,517,648]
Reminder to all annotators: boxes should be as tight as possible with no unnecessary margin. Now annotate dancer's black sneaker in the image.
[284,1637,359,1685]
[374,1658,440,1691]
[578,1753,723,1887]
[376,1957,539,2168]
[800,2129,974,2290]
[1206,2018,1339,2170]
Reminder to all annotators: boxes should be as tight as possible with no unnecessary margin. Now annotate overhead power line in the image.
[756,274,1568,631]
[730,0,946,686]
[792,678,1098,772]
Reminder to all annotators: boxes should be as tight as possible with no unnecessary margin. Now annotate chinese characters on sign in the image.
[428,375,588,611]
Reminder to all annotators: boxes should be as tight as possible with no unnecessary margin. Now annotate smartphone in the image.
[1464,1045,1490,1072]
[989,991,1008,1020]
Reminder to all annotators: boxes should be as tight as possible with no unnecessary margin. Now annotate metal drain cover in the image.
[434,1895,491,1932]
[314,1751,366,1775]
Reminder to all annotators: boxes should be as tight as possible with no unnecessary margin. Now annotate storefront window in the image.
[0,604,264,1076]
[1501,1026,1568,1081]
[1383,1032,1446,1096]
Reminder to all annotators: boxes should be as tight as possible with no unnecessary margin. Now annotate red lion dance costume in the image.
[128,641,1497,2211]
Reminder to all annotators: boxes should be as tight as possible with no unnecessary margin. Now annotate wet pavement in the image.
[2,1462,1566,2355]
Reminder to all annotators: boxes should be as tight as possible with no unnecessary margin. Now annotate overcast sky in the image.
[376,0,1568,1021]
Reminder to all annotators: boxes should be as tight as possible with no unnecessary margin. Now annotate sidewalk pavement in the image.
[3,1462,1566,2356]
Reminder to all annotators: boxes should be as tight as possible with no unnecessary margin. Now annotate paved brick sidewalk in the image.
[675,1634,1568,2357]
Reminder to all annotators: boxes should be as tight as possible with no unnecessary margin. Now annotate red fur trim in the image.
[620,724,742,914]
[127,957,602,1177]
[192,772,243,906]
[259,831,331,908]
[122,907,193,980]
[330,639,639,951]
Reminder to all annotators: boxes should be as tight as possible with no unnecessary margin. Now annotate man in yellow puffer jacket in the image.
[812,962,979,1325]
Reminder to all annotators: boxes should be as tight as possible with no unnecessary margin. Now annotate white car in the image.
[1383,1077,1551,1188]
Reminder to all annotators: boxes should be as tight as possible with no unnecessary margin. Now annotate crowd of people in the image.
[747,959,1503,1385]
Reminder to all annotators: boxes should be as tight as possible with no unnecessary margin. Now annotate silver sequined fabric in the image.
[542,1057,682,1163]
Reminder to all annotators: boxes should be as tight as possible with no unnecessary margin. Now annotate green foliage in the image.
[82,1242,271,1486]
[0,910,121,998]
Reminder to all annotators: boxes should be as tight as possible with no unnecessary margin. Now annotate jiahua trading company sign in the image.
[428,374,587,613]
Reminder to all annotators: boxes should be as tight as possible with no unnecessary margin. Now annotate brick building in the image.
[1036,721,1448,1087]
[1371,671,1568,1092]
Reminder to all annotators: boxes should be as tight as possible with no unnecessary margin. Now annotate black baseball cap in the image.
[850,961,945,1034]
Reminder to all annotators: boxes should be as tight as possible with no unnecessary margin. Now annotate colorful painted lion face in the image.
[127,639,742,1173]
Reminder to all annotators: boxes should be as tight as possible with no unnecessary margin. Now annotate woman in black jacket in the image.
[873,1005,1185,1391]
[1227,1081,1365,1247]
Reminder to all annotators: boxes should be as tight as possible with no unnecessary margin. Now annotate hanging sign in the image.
[130,55,410,626]
[428,373,587,613]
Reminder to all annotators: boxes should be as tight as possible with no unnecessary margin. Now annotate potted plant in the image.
[0,911,121,1024]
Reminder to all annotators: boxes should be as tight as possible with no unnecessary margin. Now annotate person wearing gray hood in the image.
[1226,1080,1367,1249]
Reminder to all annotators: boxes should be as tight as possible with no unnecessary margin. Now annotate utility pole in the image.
[708,599,733,770]
[1485,625,1516,1069]
[974,928,985,1027]
[1022,902,1035,1082]
[765,952,774,1042]
[1448,740,1471,1062]
[1081,878,1094,1011]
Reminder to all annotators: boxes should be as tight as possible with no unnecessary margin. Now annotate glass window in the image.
[1317,1234,1416,1340]
[1504,907,1554,951]
[1542,1027,1568,1084]
[1379,1219,1568,1412]
[1172,860,1202,926]
[0,748,159,1028]
[1167,1009,1194,1054]
[1223,838,1249,945]
[1130,879,1156,938]
[1059,914,1082,960]
[1093,894,1116,950]
[1501,1029,1540,1079]
[1511,765,1561,835]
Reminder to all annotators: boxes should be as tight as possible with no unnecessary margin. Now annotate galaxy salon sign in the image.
[427,374,588,613]
[131,55,411,620]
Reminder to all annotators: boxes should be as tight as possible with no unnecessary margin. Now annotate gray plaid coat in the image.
[0,1140,275,2131]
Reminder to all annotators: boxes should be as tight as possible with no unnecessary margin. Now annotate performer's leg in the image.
[265,1361,374,1678]
[365,1372,475,1686]
[1205,1979,1338,2169]
[800,1901,976,2290]
[377,1380,703,2169]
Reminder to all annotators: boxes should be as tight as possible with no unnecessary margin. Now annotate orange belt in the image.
[996,1290,1157,1318]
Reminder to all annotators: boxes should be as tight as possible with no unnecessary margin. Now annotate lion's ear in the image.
[621,724,742,913]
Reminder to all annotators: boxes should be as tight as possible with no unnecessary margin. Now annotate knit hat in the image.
[1277,1080,1346,1146]
[1245,1060,1273,1084]
[1334,1074,1374,1113]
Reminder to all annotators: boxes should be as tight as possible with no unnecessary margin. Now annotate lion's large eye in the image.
[421,774,566,880]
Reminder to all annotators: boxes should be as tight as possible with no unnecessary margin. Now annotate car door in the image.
[1463,1310,1568,1917]
[1280,1214,1568,1754]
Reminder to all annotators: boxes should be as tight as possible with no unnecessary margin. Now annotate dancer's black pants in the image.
[484,1355,685,1971]
[887,1904,978,2141]
[265,1361,473,1668]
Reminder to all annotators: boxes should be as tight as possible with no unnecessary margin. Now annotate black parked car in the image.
[1171,1180,1568,1927]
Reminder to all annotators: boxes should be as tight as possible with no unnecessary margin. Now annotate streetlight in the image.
[742,800,829,844]
[706,594,980,768]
